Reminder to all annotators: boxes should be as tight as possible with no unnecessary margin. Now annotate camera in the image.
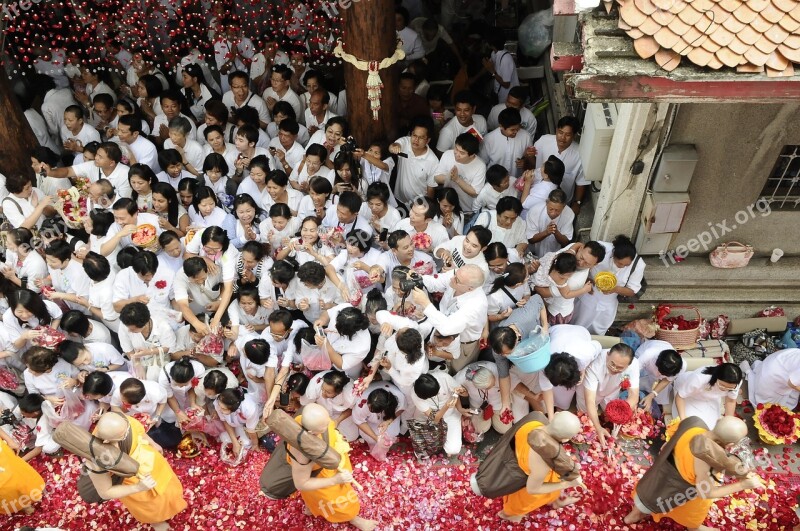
[399,272,425,294]
[0,409,17,426]
[340,136,358,155]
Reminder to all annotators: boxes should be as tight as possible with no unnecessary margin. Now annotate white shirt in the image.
[421,270,488,342]
[262,87,304,121]
[4,250,48,292]
[164,138,204,170]
[537,324,602,392]
[382,334,428,389]
[473,210,527,250]
[214,393,261,431]
[391,218,450,251]
[749,348,800,408]
[303,108,337,131]
[473,181,517,213]
[487,103,537,142]
[352,381,406,427]
[184,227,240,283]
[222,90,270,126]
[525,201,575,257]
[153,113,197,140]
[397,26,425,61]
[323,303,371,378]
[249,50,290,81]
[60,122,101,148]
[299,370,358,417]
[581,350,640,408]
[393,136,440,204]
[26,109,60,152]
[479,127,531,178]
[533,135,588,204]
[454,361,512,410]
[48,260,92,300]
[636,340,686,384]
[112,263,175,311]
[431,151,486,213]
[128,135,160,172]
[268,138,305,173]
[110,379,167,417]
[201,143,240,174]
[76,343,128,372]
[491,50,520,102]
[88,275,119,323]
[2,191,46,229]
[433,235,490,278]
[42,88,77,138]
[24,359,79,398]
[118,318,177,357]
[411,370,461,422]
[71,161,132,199]
[268,121,310,146]
[436,115,488,153]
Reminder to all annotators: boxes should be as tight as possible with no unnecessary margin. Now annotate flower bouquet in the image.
[31,326,66,348]
[411,232,432,250]
[318,225,344,246]
[56,186,89,229]
[594,271,617,292]
[753,403,800,445]
[411,259,434,277]
[195,332,224,358]
[0,367,22,393]
[132,223,159,252]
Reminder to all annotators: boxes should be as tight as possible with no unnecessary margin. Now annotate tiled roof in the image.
[607,0,800,76]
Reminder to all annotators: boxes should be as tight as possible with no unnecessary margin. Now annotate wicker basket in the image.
[55,200,86,230]
[656,305,702,349]
[132,224,160,252]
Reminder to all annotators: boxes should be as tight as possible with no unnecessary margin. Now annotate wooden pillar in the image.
[0,73,37,183]
[342,0,399,145]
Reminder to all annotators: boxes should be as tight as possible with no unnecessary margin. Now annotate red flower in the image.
[155,280,167,289]
[191,377,200,388]
[620,377,631,391]
[604,399,633,425]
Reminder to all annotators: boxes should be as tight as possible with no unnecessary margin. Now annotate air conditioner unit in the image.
[579,103,617,182]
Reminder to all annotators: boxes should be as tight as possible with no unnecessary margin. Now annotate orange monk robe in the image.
[650,425,713,528]
[0,439,45,515]
[289,417,360,523]
[502,421,562,517]
[95,417,187,524]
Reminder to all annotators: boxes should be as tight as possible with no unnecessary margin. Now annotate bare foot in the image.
[553,495,580,508]
[624,507,645,525]
[350,516,377,530]
[497,510,524,523]
[22,506,34,515]
[303,505,312,516]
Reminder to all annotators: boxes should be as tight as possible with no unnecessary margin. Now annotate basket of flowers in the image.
[594,271,617,292]
[753,403,800,445]
[655,304,702,349]
[132,224,159,252]
[56,185,89,229]
[31,326,66,348]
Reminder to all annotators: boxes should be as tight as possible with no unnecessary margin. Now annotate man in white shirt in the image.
[484,33,520,103]
[303,90,337,135]
[60,105,101,155]
[263,64,304,121]
[479,108,533,178]
[526,189,574,257]
[532,116,587,214]
[164,116,204,173]
[635,340,686,412]
[116,115,159,172]
[390,119,440,206]
[411,265,488,371]
[173,257,223,324]
[222,71,270,129]
[152,91,197,144]
[268,118,305,174]
[436,90,488,153]
[45,141,132,198]
[430,133,486,213]
[434,226,491,279]
[396,7,425,62]
[291,262,344,323]
[322,191,374,237]
[392,197,450,253]
[487,86,538,143]
[370,230,436,287]
[38,75,77,142]
[579,344,640,449]
[112,246,173,313]
[44,240,92,309]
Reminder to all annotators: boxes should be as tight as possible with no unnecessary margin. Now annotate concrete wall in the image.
[666,102,800,257]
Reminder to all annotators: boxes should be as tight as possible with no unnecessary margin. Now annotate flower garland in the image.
[333,40,406,120]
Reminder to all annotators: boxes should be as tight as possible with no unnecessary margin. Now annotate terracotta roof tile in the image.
[616,0,800,75]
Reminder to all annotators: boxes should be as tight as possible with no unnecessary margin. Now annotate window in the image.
[761,145,800,210]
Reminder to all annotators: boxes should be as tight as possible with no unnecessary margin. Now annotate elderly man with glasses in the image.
[578,343,640,449]
[411,264,487,373]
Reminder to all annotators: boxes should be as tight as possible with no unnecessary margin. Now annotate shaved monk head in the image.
[713,416,748,444]
[95,412,129,444]
[302,403,331,434]
[547,411,582,441]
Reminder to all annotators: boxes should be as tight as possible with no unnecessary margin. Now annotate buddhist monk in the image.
[499,411,585,523]
[88,412,187,531]
[0,438,45,515]
[624,416,765,531]
[289,403,376,531]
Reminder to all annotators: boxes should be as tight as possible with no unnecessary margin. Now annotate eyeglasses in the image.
[270,330,289,340]
[716,381,738,392]
[607,358,627,372]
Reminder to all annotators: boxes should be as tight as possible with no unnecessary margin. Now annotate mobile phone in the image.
[315,325,326,338]
[279,392,290,407]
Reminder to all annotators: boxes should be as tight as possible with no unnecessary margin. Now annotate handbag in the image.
[259,437,327,500]
[618,256,647,303]
[407,418,447,459]
[709,241,754,269]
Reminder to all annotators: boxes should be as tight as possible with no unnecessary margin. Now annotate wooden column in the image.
[342,0,399,145]
[0,74,37,183]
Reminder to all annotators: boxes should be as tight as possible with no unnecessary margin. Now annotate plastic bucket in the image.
[506,336,551,373]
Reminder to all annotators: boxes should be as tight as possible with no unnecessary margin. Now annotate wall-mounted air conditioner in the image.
[579,103,617,182]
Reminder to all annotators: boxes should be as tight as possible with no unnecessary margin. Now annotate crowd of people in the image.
[1,1,799,529]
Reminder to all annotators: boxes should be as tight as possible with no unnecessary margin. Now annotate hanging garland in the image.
[333,39,405,121]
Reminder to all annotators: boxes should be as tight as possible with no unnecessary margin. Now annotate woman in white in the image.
[202,125,240,172]
[746,348,800,409]
[187,187,237,241]
[158,357,207,426]
[299,369,359,441]
[2,228,48,293]
[58,339,128,373]
[572,235,645,335]
[352,381,405,449]
[376,328,428,419]
[23,347,97,429]
[275,215,335,266]
[635,339,686,412]
[184,226,240,332]
[214,388,261,456]
[82,210,122,268]
[314,304,371,379]
[486,263,529,327]
[411,371,464,457]
[328,229,384,295]
[472,196,528,256]
[259,203,301,259]
[455,361,528,436]
[532,243,600,325]
[4,290,63,352]
[673,363,743,430]
[1,174,52,230]
[228,285,271,335]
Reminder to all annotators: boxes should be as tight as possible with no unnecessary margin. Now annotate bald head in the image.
[461,264,485,289]
[547,411,582,441]
[95,412,129,443]
[713,416,748,444]
[301,403,331,434]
